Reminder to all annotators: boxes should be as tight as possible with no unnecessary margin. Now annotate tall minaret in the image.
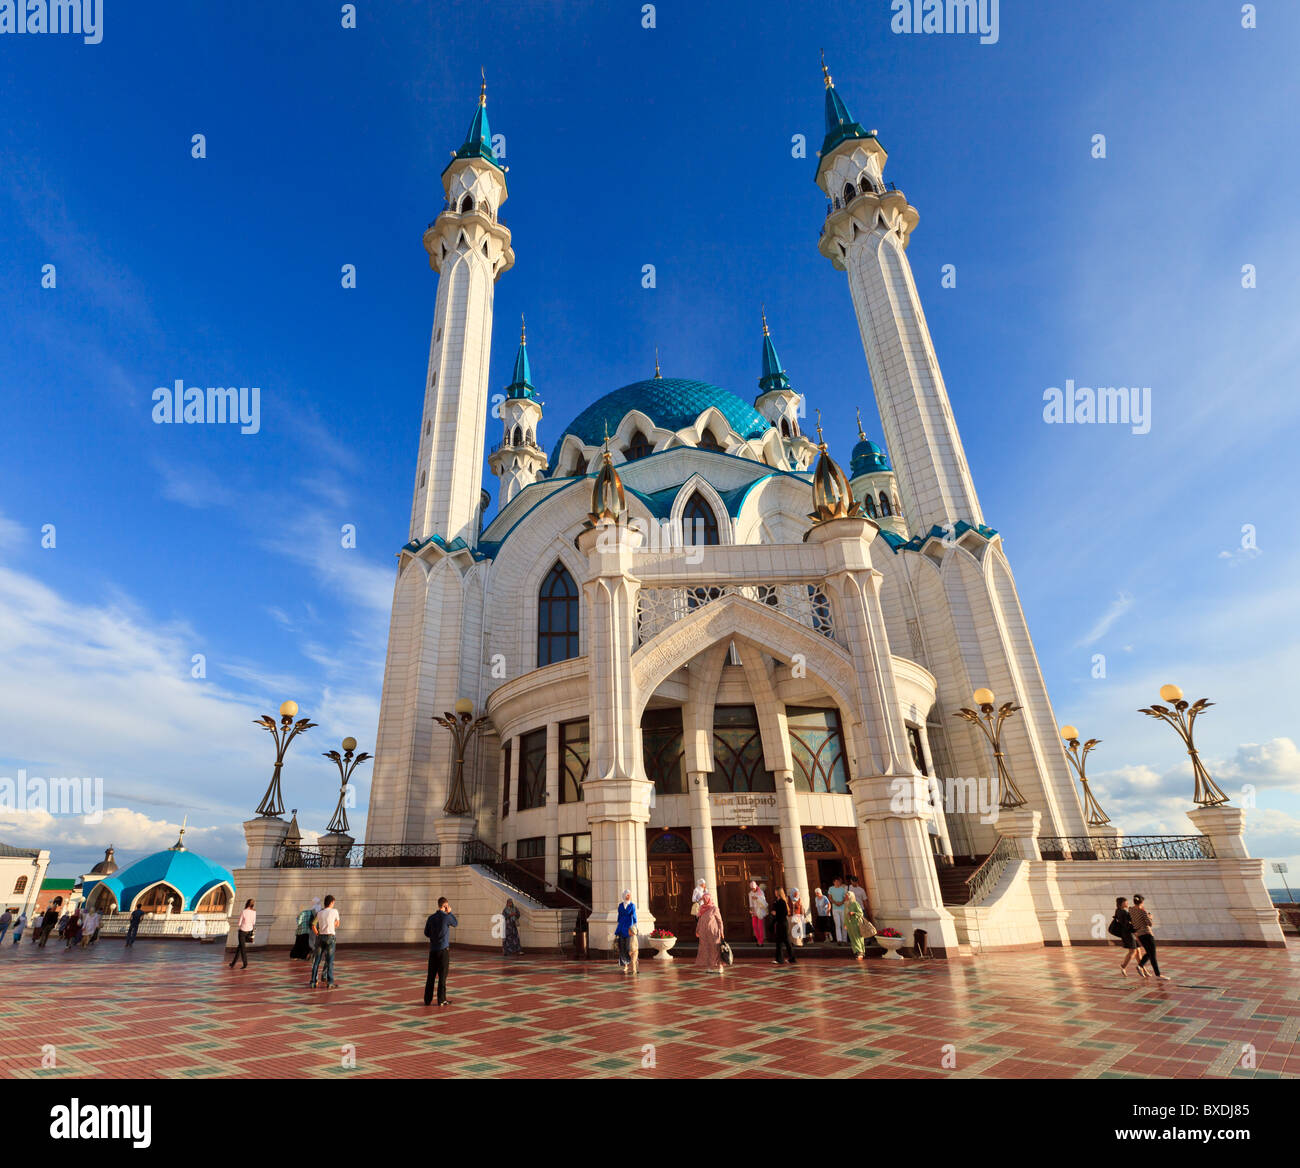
[815,56,982,537]
[409,73,515,547]
[488,315,547,505]
[753,309,818,471]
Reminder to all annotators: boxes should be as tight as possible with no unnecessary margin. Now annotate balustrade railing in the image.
[964,836,1018,906]
[274,842,442,869]
[1037,835,1215,862]
[462,839,590,913]
[636,582,836,645]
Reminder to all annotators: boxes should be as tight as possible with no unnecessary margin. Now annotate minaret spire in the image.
[758,308,791,395]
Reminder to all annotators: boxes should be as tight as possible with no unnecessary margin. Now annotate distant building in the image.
[83,828,234,919]
[34,877,75,913]
[0,841,49,918]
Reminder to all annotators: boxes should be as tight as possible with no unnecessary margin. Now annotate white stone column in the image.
[687,771,717,892]
[579,521,655,949]
[774,769,808,898]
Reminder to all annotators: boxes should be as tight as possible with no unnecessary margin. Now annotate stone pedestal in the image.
[434,815,476,863]
[319,831,355,868]
[242,815,291,869]
[995,808,1042,860]
[1088,823,1122,855]
[1187,805,1248,860]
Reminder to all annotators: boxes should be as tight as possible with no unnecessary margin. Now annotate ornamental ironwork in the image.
[1037,835,1216,862]
[274,842,442,869]
[636,582,836,645]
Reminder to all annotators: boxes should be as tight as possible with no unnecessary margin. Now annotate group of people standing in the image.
[1,899,110,950]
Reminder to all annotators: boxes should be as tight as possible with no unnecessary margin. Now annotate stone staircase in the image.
[935,860,985,906]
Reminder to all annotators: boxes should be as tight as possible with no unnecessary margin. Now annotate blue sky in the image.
[1,0,1298,883]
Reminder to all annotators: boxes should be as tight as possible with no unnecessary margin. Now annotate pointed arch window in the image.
[538,562,580,666]
[682,491,721,546]
[879,492,892,516]
[625,430,653,461]
[863,494,877,519]
[460,194,475,213]
[710,705,775,793]
[572,455,587,477]
[698,430,724,452]
[779,418,791,438]
[511,425,522,446]
[787,706,849,794]
[843,182,856,205]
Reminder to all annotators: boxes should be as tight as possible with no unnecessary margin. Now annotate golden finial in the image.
[654,347,662,379]
[856,406,866,440]
[479,67,487,107]
[761,304,769,336]
[821,49,833,89]
[520,313,526,344]
[815,408,826,447]
[602,419,612,460]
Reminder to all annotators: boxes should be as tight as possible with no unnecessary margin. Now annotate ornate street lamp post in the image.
[1059,725,1110,826]
[253,700,318,817]
[953,688,1027,809]
[322,737,373,834]
[1138,684,1230,807]
[434,699,489,817]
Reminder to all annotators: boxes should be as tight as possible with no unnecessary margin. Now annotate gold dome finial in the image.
[654,346,662,379]
[807,416,864,525]
[479,67,487,107]
[587,421,627,527]
[821,49,833,89]
[520,313,526,344]
[856,406,866,440]
[761,303,769,336]
[815,407,825,446]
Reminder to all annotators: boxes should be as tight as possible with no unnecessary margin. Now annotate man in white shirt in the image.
[310,895,340,989]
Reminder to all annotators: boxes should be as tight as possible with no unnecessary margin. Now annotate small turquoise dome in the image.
[94,845,235,912]
[850,438,891,477]
[551,378,771,467]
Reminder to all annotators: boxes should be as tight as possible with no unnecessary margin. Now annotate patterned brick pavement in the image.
[1,939,1295,1079]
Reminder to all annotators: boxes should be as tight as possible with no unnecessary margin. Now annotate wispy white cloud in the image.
[1074,590,1134,648]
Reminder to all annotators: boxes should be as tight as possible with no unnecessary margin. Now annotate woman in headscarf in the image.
[614,889,637,972]
[695,891,725,972]
[844,889,877,960]
[747,880,767,946]
[788,889,805,947]
[502,898,522,956]
[690,879,707,917]
[289,899,317,960]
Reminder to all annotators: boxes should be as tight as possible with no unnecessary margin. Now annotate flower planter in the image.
[876,936,905,960]
[647,936,677,960]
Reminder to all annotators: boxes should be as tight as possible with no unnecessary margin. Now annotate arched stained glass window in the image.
[538,562,579,666]
[719,831,763,853]
[863,495,878,519]
[801,831,839,854]
[517,728,547,811]
[649,831,691,855]
[642,707,686,794]
[879,492,892,516]
[560,719,589,804]
[710,706,775,793]
[625,430,653,461]
[682,491,720,546]
[787,706,850,794]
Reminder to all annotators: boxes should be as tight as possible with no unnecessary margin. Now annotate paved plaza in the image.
[1,940,1296,1080]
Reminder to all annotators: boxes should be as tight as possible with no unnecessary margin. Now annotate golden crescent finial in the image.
[821,49,833,89]
[856,406,866,440]
[761,304,769,336]
[815,408,825,445]
[479,67,487,107]
[520,313,526,344]
[654,346,661,379]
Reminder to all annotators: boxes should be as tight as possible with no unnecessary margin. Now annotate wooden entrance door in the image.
[714,827,783,940]
[648,858,693,936]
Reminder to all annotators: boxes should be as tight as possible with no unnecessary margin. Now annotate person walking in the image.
[614,889,638,972]
[0,909,11,945]
[423,896,458,1006]
[828,877,848,943]
[848,875,869,914]
[1129,894,1168,981]
[309,895,339,989]
[79,908,100,948]
[230,899,256,970]
[124,906,145,947]
[748,880,768,946]
[695,891,725,972]
[501,898,522,956]
[813,888,833,942]
[1111,896,1144,978]
[64,910,83,950]
[37,902,60,948]
[691,879,707,918]
[289,900,316,960]
[11,911,27,945]
[770,888,797,965]
[844,889,876,959]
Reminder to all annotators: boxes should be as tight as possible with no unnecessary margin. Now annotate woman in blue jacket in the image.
[615,889,637,972]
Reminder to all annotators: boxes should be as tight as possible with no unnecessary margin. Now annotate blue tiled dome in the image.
[94,846,235,912]
[850,438,891,477]
[551,378,771,466]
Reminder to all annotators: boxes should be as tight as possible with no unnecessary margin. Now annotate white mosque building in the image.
[235,66,1283,955]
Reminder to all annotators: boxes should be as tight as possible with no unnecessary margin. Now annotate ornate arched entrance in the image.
[713,827,783,934]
